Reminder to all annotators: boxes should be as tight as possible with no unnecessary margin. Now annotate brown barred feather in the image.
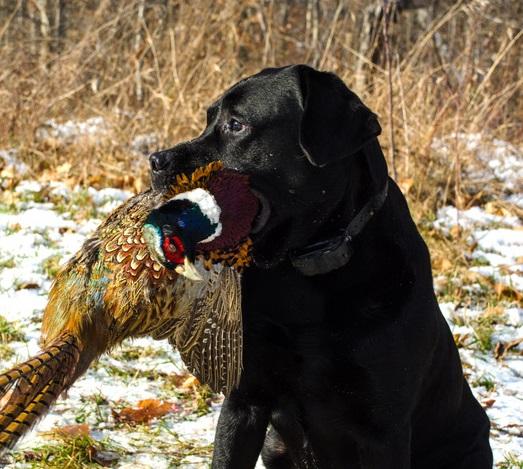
[0,335,79,452]
[0,380,62,451]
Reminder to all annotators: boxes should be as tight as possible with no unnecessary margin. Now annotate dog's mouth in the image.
[250,189,271,235]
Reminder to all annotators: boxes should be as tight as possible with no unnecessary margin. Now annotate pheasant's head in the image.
[143,188,222,280]
[143,166,259,279]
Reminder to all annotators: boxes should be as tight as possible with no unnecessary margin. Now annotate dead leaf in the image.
[92,449,120,466]
[112,399,179,425]
[449,225,463,239]
[56,162,72,175]
[8,222,21,232]
[494,282,522,301]
[482,399,496,409]
[433,256,453,272]
[181,375,200,390]
[484,201,516,218]
[19,451,39,461]
[494,338,523,361]
[453,333,469,348]
[52,423,90,439]
[16,282,40,290]
[165,372,195,388]
[461,270,484,284]
[398,178,414,195]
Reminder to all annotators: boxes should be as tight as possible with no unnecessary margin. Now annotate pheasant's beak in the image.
[175,257,203,281]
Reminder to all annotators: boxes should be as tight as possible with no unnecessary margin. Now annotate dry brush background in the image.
[0,0,521,206]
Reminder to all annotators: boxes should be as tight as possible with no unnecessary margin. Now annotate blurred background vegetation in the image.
[0,0,521,211]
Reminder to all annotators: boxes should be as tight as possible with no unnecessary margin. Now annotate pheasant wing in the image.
[168,265,243,396]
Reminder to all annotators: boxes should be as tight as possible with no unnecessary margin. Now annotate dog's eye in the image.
[224,118,245,133]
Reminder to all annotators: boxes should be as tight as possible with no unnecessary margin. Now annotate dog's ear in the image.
[293,65,381,167]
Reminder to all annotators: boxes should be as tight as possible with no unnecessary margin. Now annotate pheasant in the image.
[0,161,259,454]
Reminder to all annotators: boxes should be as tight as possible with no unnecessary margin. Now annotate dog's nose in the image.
[149,151,170,172]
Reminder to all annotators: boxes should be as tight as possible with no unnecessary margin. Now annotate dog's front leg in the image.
[211,395,271,469]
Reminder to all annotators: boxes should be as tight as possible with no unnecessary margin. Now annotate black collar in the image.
[289,179,389,276]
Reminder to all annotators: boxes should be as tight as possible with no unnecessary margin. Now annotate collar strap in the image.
[290,179,389,276]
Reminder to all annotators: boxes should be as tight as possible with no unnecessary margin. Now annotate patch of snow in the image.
[56,232,88,256]
[432,133,523,191]
[434,205,523,294]
[0,290,47,325]
[0,149,29,177]
[470,265,523,293]
[36,117,110,144]
[468,226,523,292]
[14,180,42,193]
[434,206,520,233]
[454,347,523,462]
[473,229,523,266]
[429,137,523,464]
[48,181,72,200]
[506,193,523,209]
[0,208,75,231]
[439,302,456,322]
[78,218,105,236]
[87,187,133,206]
[505,308,522,326]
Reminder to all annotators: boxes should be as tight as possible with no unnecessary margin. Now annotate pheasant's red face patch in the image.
[162,235,185,265]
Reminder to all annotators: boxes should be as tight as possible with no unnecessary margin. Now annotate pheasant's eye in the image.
[224,118,246,133]
[162,235,185,265]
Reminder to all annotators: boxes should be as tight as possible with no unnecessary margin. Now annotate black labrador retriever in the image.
[149,65,493,469]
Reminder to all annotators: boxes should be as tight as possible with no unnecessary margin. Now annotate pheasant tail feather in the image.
[0,335,80,455]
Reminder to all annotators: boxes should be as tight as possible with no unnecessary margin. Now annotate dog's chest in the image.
[242,267,327,325]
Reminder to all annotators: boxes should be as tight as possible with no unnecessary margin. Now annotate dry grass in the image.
[0,0,521,209]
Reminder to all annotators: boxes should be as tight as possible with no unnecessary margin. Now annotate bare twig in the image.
[383,1,397,179]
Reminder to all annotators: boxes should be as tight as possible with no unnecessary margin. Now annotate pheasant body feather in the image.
[0,161,258,454]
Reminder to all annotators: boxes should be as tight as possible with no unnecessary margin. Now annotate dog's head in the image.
[150,65,387,266]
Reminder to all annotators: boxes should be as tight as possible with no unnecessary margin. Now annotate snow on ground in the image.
[432,133,523,192]
[0,150,29,178]
[434,205,523,293]
[0,133,521,467]
[35,117,110,144]
[33,116,160,157]
[431,135,523,465]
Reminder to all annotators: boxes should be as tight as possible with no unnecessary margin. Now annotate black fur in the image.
[150,65,492,469]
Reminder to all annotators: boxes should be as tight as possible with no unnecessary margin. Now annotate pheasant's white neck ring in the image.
[173,188,222,243]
